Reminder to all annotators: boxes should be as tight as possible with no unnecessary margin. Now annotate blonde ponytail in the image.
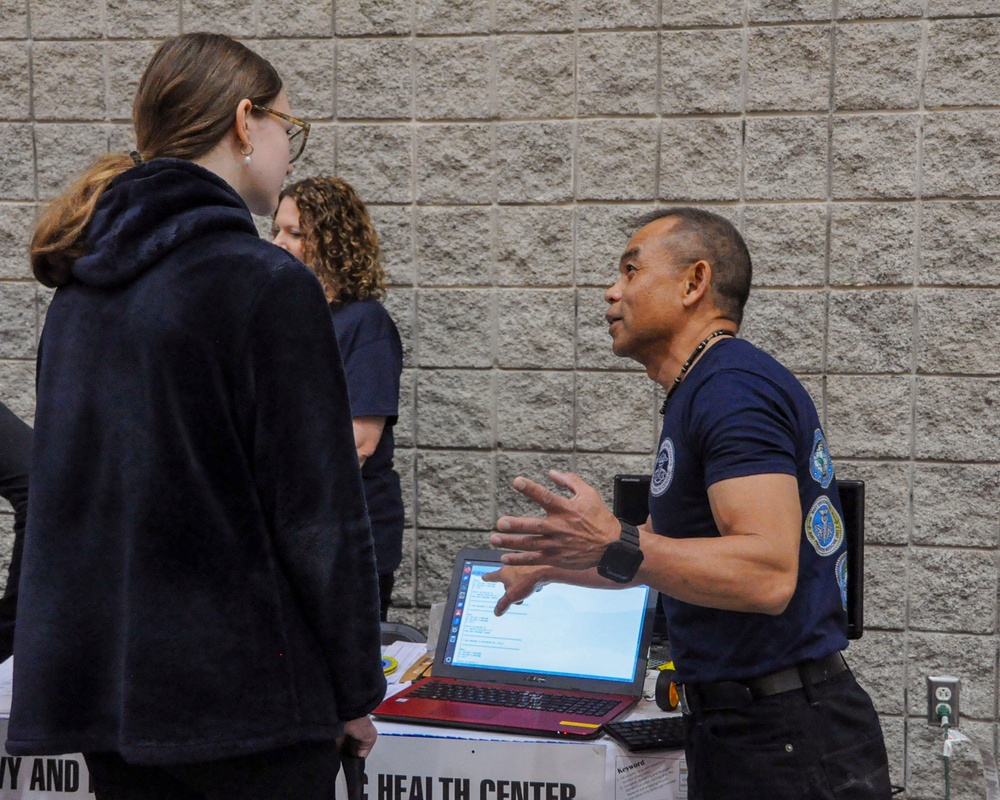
[30,153,134,288]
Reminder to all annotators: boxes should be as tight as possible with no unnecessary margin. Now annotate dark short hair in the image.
[636,207,752,326]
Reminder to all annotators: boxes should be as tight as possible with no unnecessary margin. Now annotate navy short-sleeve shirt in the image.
[648,337,848,684]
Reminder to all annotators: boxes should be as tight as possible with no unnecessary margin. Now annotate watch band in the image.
[597,518,644,583]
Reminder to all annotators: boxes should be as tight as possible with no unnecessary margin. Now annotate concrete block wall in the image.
[0,1,998,795]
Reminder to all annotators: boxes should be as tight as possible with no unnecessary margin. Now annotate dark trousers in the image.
[683,669,891,800]
[379,572,395,622]
[84,740,340,800]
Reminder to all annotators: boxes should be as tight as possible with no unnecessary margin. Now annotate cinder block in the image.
[336,0,411,35]
[383,288,415,368]
[828,289,913,373]
[495,122,573,203]
[576,120,658,201]
[926,19,1000,108]
[832,114,919,199]
[368,205,413,287]
[416,289,494,368]
[826,376,911,459]
[0,43,29,120]
[415,528,494,605]
[416,452,494,530]
[927,0,998,13]
[290,122,336,181]
[575,205,649,287]
[108,40,160,123]
[909,548,997,634]
[578,0,657,28]
[740,289,827,374]
[661,30,743,115]
[861,546,908,630]
[906,719,989,800]
[32,42,105,121]
[659,119,742,201]
[497,289,575,369]
[578,32,657,116]
[575,453,659,509]
[837,0,923,17]
[829,202,916,286]
[415,124,492,203]
[748,0,832,20]
[575,372,655,453]
[914,464,1000,549]
[255,40,335,120]
[496,452,575,519]
[742,203,828,287]
[0,283,36,359]
[906,632,997,719]
[34,123,109,201]
[337,124,413,204]
[106,0,179,36]
[415,38,491,120]
[415,369,493,449]
[181,0,255,36]
[415,0,490,35]
[835,22,921,110]
[259,0,332,37]
[495,0,574,32]
[414,207,492,286]
[0,0,28,37]
[920,201,1000,286]
[661,1,743,26]
[496,371,575,451]
[745,116,828,200]
[336,38,411,120]
[31,0,104,37]
[917,289,1000,375]
[923,111,1000,197]
[847,631,907,715]
[495,207,574,287]
[832,460,910,545]
[916,378,1000,462]
[0,204,34,280]
[576,287,644,371]
[747,26,832,112]
[390,523,415,601]
[495,35,574,119]
[0,359,37,422]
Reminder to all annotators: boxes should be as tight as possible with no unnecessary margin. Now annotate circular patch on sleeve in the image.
[810,429,834,488]
[650,437,675,497]
[805,495,844,556]
[836,551,848,610]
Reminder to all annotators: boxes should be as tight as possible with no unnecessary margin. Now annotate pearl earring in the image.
[240,142,254,166]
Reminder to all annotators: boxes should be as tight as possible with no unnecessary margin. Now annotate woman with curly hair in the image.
[273,177,404,621]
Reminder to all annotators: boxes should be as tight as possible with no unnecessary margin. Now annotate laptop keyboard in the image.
[410,681,618,717]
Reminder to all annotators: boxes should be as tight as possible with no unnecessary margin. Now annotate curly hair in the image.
[278,176,386,304]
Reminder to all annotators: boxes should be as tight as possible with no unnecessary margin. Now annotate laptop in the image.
[373,548,656,739]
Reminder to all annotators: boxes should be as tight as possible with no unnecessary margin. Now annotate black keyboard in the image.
[410,681,617,717]
[602,715,687,751]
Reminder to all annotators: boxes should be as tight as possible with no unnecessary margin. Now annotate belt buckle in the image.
[678,684,692,716]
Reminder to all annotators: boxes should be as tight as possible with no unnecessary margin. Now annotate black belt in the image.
[681,651,848,714]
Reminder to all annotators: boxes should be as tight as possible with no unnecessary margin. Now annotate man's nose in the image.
[605,278,623,304]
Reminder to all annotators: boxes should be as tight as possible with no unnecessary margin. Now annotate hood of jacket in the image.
[72,158,258,289]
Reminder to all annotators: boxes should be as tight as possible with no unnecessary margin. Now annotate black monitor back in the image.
[613,474,865,641]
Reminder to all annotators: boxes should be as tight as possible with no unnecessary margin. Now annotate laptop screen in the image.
[435,551,654,690]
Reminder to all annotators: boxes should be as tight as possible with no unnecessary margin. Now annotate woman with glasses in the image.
[8,33,383,800]
[273,177,404,623]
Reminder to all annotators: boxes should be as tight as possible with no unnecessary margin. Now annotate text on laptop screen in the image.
[441,561,650,684]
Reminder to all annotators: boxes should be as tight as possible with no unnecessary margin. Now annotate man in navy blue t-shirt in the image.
[488,208,890,799]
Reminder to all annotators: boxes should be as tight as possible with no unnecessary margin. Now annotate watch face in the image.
[598,540,644,584]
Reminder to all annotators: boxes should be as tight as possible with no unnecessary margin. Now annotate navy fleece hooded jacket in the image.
[7,159,386,764]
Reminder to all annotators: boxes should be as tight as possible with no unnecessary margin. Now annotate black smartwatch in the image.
[597,519,644,583]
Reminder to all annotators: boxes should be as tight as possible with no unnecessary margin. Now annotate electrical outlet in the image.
[927,675,960,726]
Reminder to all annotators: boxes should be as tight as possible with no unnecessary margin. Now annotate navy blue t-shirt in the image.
[330,299,404,575]
[648,337,848,684]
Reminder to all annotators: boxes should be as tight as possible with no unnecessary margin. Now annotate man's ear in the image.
[681,260,712,308]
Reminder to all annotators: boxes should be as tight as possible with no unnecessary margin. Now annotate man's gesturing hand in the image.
[490,470,620,570]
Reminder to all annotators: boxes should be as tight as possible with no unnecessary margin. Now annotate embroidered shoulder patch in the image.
[810,429,834,488]
[650,437,675,497]
[805,495,844,557]
[836,551,849,610]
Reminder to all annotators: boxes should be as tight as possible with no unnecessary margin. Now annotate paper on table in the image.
[383,641,430,686]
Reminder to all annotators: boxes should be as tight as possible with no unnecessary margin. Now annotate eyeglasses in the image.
[252,104,310,164]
